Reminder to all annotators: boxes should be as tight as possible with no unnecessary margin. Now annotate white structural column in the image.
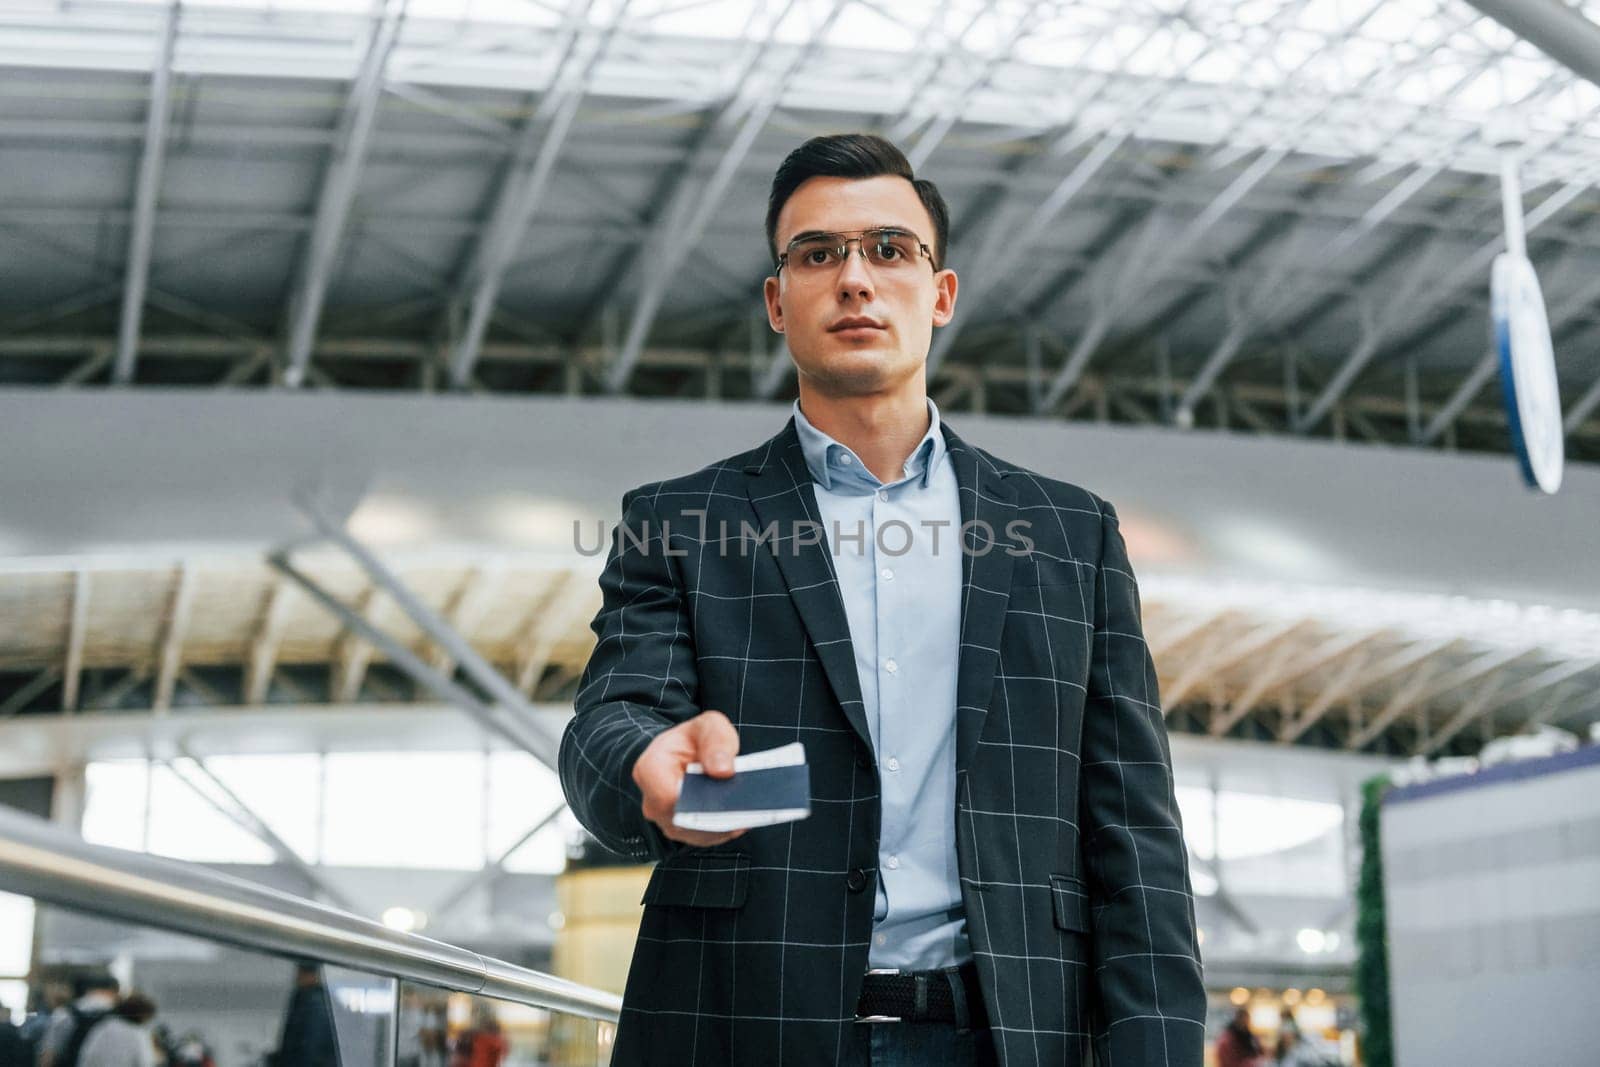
[112,0,180,386]
[603,0,851,395]
[446,0,614,389]
[282,0,406,388]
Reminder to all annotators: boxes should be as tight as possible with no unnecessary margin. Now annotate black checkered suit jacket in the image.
[560,415,1205,1066]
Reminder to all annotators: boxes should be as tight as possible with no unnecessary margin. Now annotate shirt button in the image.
[885,855,900,870]
[885,756,900,772]
[880,567,893,581]
[874,933,887,947]
[837,453,853,465]
[884,658,898,674]
[877,489,889,501]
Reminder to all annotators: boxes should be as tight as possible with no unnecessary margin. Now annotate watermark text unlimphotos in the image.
[572,510,1036,558]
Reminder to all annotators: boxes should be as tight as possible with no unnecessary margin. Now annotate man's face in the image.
[764,175,957,398]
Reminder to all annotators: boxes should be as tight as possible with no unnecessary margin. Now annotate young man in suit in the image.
[560,134,1204,1066]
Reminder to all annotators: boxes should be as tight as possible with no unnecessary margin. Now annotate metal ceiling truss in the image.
[5,0,1600,463]
[282,0,408,388]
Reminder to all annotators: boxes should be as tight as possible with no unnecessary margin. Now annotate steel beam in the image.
[1296,179,1588,431]
[165,750,358,912]
[427,802,567,919]
[267,551,559,767]
[922,130,1127,379]
[428,565,501,676]
[62,571,90,712]
[1462,0,1600,92]
[447,0,610,388]
[332,587,390,704]
[153,565,195,713]
[282,0,406,388]
[1422,656,1599,754]
[603,0,848,394]
[1419,349,1498,444]
[1347,644,1537,750]
[0,669,63,720]
[245,577,297,706]
[1162,619,1307,711]
[511,574,592,697]
[290,502,569,767]
[112,0,180,386]
[899,1,1049,171]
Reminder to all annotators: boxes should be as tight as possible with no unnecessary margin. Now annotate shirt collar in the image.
[791,396,946,492]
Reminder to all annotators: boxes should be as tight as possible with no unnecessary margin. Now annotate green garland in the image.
[1354,774,1393,1067]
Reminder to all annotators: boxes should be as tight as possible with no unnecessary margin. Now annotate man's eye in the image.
[876,242,902,260]
[805,249,832,265]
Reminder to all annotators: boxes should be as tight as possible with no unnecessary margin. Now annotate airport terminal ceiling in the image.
[2,0,1600,461]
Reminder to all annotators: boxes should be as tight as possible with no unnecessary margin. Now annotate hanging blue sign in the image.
[1490,253,1563,494]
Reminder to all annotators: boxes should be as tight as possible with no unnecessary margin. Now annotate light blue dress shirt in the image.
[791,396,968,971]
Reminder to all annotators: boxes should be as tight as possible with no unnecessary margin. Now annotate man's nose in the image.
[836,249,875,301]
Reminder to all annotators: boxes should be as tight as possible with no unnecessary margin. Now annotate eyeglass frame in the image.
[774,227,938,276]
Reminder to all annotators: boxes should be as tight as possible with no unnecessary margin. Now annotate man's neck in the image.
[797,384,931,486]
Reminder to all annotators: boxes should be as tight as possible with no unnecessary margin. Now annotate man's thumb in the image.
[696,711,738,776]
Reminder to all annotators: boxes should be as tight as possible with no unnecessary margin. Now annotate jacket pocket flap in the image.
[641,852,750,909]
[1049,873,1088,933]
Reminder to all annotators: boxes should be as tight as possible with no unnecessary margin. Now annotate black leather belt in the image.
[854,961,987,1028]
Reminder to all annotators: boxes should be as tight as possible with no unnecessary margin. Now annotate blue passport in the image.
[673,742,811,831]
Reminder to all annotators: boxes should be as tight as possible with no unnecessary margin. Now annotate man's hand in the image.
[631,709,746,847]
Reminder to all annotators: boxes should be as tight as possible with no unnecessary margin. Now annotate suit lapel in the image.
[743,421,872,750]
[943,425,1017,779]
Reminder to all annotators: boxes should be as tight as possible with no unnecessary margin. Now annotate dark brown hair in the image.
[765,133,950,269]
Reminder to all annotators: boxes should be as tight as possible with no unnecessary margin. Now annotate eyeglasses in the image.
[776,227,935,276]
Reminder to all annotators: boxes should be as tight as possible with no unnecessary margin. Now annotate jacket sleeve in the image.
[559,487,698,862]
[1080,497,1207,1064]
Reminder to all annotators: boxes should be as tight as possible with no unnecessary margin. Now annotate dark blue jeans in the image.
[847,1021,1000,1066]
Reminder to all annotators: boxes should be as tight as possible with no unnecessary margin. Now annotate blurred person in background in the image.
[15,985,67,1066]
[1214,1006,1264,1067]
[168,1033,213,1067]
[1,1006,26,1067]
[448,1011,502,1067]
[269,962,340,1067]
[37,974,118,1067]
[76,993,157,1067]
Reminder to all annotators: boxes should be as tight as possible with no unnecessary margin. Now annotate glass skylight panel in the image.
[5,0,1599,181]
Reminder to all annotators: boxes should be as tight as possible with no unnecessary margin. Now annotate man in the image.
[1214,1007,1264,1067]
[36,975,118,1067]
[76,993,158,1067]
[560,133,1204,1066]
[269,962,340,1067]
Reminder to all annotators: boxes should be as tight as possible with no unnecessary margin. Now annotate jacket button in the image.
[856,750,872,770]
[846,868,868,893]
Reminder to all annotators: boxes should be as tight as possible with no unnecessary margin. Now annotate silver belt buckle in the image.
[853,968,902,1024]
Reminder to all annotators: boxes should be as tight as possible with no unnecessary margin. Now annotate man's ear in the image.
[763,276,785,333]
[931,268,958,327]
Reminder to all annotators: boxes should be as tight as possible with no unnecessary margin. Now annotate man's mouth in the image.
[828,317,886,333]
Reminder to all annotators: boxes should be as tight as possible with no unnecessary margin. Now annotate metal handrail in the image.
[0,805,621,1022]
